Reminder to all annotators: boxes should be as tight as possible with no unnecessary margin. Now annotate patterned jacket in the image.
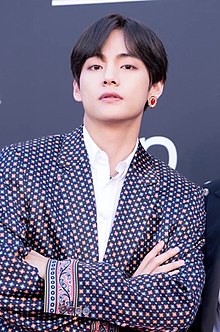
[0,126,205,331]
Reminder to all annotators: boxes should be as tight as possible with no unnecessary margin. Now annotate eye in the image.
[89,65,103,70]
[121,64,136,70]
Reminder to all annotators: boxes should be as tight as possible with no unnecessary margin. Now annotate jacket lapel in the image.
[104,143,160,273]
[55,131,161,269]
[56,126,99,263]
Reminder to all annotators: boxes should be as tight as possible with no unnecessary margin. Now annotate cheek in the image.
[80,74,97,96]
[80,86,95,102]
[132,89,148,111]
[132,85,148,102]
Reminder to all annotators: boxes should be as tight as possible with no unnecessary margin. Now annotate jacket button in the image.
[82,307,90,316]
[75,307,82,316]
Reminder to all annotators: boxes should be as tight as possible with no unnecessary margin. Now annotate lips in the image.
[99,92,123,101]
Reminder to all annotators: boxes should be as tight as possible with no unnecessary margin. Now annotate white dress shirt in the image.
[83,126,138,262]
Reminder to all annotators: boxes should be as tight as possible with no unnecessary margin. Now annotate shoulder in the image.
[150,154,202,195]
[147,156,206,230]
[0,133,67,173]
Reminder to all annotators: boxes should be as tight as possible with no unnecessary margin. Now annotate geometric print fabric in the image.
[0,126,206,331]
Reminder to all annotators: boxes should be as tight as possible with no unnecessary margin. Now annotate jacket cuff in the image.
[44,258,79,315]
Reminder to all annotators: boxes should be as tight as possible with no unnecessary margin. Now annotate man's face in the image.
[73,29,162,127]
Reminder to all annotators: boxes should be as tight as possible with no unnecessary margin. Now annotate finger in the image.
[168,270,180,276]
[146,247,180,273]
[133,241,165,277]
[143,240,165,262]
[151,259,185,275]
[153,247,180,265]
[138,247,180,275]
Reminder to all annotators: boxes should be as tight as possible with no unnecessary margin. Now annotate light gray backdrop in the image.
[0,0,219,185]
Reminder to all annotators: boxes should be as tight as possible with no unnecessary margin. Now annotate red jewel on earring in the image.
[148,96,157,108]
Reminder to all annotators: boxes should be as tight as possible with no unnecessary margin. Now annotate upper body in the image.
[0,125,205,331]
[0,14,206,331]
[189,179,220,332]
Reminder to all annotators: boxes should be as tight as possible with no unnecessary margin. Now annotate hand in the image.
[24,250,49,280]
[133,241,184,277]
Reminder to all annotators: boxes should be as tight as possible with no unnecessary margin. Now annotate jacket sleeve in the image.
[44,186,206,331]
[0,147,44,320]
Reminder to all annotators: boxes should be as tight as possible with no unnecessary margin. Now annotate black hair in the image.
[71,13,168,89]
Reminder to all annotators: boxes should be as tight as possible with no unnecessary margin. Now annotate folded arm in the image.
[26,188,205,331]
[0,146,206,331]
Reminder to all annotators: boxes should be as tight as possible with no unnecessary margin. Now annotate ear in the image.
[73,79,82,102]
[148,81,164,99]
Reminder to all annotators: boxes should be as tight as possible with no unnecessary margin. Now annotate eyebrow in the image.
[93,52,139,61]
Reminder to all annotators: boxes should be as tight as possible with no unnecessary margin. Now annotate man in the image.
[0,14,205,331]
[189,179,220,332]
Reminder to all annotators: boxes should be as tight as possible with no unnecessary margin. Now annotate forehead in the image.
[101,29,127,52]
[92,29,140,61]
[79,27,146,67]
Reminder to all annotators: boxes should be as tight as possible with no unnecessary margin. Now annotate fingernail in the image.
[173,247,180,252]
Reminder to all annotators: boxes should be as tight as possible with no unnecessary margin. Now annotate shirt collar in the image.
[83,125,139,179]
[83,125,102,166]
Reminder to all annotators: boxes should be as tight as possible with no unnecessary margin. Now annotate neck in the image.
[84,118,141,174]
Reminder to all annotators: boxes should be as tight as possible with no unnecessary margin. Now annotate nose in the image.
[103,79,118,86]
[102,66,119,86]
